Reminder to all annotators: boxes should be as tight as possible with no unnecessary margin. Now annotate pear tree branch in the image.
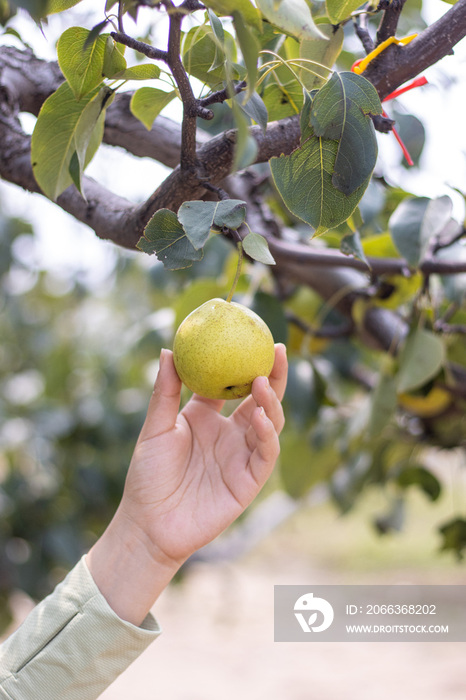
[2,0,466,236]
[1,1,466,275]
[376,0,408,46]
[111,1,214,175]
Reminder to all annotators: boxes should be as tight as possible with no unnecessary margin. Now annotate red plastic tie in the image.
[351,59,427,166]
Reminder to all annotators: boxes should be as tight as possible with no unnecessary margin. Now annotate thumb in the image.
[139,349,182,440]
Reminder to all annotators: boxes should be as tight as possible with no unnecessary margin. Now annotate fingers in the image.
[268,343,288,402]
[139,349,182,441]
[247,405,281,487]
[186,344,288,426]
[232,344,288,428]
[251,374,285,435]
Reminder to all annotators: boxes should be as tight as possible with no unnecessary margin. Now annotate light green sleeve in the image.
[0,556,161,700]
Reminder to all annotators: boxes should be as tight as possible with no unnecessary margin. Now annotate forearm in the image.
[0,557,160,700]
[85,507,181,627]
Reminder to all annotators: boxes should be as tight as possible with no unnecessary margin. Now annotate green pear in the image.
[173,298,275,400]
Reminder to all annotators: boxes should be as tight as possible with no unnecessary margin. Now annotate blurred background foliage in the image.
[1,183,465,631]
[0,0,466,634]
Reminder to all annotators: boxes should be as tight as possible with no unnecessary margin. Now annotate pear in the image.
[173,298,275,400]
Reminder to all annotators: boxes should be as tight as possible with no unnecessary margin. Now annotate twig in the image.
[432,226,466,254]
[112,5,213,174]
[372,113,395,133]
[117,0,124,33]
[285,311,354,339]
[353,12,374,55]
[202,182,230,200]
[179,0,205,11]
[110,31,167,61]
[268,238,466,276]
[376,0,408,46]
[434,320,466,335]
[199,81,247,108]
[226,241,244,303]
[363,0,466,99]
[165,8,199,171]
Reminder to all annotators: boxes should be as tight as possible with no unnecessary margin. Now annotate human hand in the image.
[86,344,287,625]
[120,343,287,566]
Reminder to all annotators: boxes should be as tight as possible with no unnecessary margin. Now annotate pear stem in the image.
[226,241,243,303]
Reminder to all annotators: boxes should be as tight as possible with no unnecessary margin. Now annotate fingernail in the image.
[259,406,266,420]
[155,350,167,385]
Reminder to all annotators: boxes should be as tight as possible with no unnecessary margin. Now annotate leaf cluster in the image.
[137,198,275,269]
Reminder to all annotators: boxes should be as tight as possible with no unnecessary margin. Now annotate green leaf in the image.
[300,88,317,141]
[257,0,326,40]
[83,20,110,49]
[215,201,247,229]
[242,232,275,265]
[437,241,466,303]
[373,496,405,535]
[233,10,259,98]
[71,86,112,194]
[439,518,466,559]
[389,195,453,267]
[310,72,381,195]
[183,26,238,87]
[231,98,258,170]
[103,36,127,78]
[250,291,288,344]
[326,0,365,23]
[331,452,372,514]
[177,200,247,249]
[396,328,445,394]
[368,372,397,438]
[137,209,203,270]
[391,109,426,168]
[282,359,324,426]
[112,64,162,81]
[130,87,176,130]
[68,150,80,192]
[202,0,261,31]
[423,195,454,240]
[299,23,344,90]
[46,0,84,12]
[207,7,225,45]
[1,28,21,41]
[389,196,429,266]
[282,420,342,497]
[11,0,48,19]
[280,429,335,498]
[396,465,441,502]
[240,92,268,133]
[262,79,304,121]
[340,231,368,265]
[57,27,107,100]
[270,132,371,236]
[31,82,106,200]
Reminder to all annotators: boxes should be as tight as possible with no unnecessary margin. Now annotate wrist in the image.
[86,509,181,627]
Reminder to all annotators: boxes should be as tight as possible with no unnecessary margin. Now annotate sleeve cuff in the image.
[0,556,161,700]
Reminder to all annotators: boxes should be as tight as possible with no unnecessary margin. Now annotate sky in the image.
[0,0,465,287]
